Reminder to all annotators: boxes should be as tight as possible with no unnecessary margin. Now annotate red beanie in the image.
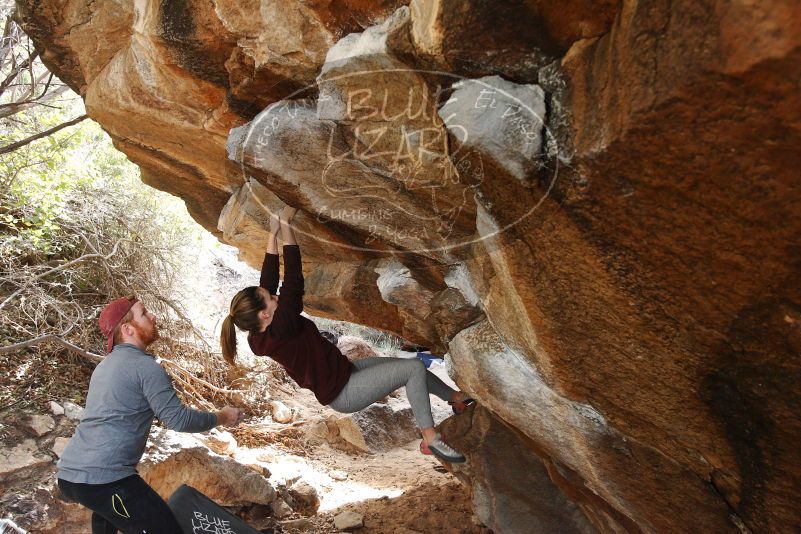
[99,296,138,353]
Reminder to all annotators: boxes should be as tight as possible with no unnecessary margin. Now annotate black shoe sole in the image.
[429,448,466,464]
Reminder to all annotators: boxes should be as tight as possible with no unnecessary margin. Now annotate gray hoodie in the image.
[57,343,216,484]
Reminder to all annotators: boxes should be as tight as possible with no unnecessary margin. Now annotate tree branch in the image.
[0,334,103,363]
[164,371,215,411]
[0,237,123,311]
[0,18,17,67]
[0,114,88,156]
[160,358,246,395]
[0,79,69,119]
[0,49,38,94]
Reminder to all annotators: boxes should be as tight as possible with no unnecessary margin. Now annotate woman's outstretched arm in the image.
[259,210,281,294]
[278,206,301,309]
[270,207,303,338]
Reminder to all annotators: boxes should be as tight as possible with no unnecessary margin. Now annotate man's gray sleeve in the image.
[140,360,216,432]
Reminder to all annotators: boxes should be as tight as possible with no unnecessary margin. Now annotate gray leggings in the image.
[329,357,456,429]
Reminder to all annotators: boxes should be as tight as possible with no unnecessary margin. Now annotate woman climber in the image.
[220,206,472,463]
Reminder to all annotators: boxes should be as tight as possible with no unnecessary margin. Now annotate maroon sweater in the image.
[248,245,353,405]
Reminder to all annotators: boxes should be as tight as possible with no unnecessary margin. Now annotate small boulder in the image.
[139,445,276,506]
[336,404,418,453]
[202,429,237,455]
[52,437,70,458]
[271,497,293,519]
[27,415,55,437]
[48,401,64,416]
[269,400,293,423]
[336,418,370,453]
[286,479,319,516]
[329,469,348,481]
[333,511,364,530]
[62,402,84,421]
[281,518,314,531]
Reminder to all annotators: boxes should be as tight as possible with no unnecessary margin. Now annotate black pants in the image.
[58,475,182,534]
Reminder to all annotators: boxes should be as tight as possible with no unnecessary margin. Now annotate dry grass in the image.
[0,340,94,412]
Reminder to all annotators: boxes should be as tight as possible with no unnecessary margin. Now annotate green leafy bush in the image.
[0,100,202,349]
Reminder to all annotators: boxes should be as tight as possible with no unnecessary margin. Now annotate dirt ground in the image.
[261,440,485,534]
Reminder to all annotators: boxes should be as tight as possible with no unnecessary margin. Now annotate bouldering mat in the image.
[167,484,263,534]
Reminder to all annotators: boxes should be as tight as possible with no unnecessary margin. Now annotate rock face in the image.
[441,406,596,534]
[16,1,801,533]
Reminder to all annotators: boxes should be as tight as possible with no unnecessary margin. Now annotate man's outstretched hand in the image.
[216,406,245,427]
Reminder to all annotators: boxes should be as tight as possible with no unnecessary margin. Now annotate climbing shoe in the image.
[426,434,466,463]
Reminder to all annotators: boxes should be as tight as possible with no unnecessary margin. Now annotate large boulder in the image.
[140,444,276,506]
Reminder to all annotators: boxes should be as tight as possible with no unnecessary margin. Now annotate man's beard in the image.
[132,320,159,346]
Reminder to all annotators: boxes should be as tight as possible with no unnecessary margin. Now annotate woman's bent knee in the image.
[406,358,426,374]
